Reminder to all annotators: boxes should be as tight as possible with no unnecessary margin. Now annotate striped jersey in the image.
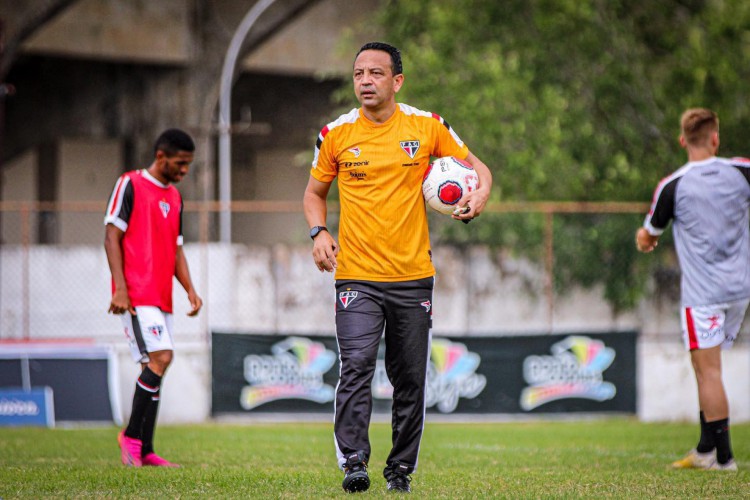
[644,156,750,306]
[104,169,183,312]
[311,103,470,281]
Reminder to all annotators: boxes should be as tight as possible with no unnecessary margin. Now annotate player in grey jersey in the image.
[636,108,749,471]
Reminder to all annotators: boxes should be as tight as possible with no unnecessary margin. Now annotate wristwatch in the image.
[310,226,328,240]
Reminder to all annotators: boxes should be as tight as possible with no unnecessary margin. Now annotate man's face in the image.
[353,49,402,110]
[157,150,193,184]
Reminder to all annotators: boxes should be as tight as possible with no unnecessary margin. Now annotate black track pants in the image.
[333,277,433,474]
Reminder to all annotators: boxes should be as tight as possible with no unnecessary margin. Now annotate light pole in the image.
[217,0,279,243]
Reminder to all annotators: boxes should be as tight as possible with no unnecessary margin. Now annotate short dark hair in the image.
[154,128,195,157]
[355,42,403,76]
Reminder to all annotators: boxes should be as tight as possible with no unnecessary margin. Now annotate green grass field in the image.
[1,419,748,498]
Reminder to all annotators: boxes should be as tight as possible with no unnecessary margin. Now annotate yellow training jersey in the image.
[311,103,470,281]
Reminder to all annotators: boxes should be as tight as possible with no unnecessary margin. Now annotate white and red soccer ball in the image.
[422,156,479,215]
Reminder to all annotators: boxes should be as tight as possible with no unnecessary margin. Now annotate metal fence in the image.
[1,200,694,343]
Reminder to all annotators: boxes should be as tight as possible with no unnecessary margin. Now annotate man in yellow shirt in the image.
[303,42,492,493]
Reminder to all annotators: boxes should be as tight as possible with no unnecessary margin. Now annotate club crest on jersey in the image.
[347,147,361,158]
[148,324,163,339]
[159,200,170,218]
[420,300,432,313]
[400,140,420,159]
[339,291,358,309]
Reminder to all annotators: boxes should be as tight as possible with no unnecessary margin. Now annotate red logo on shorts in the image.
[708,315,720,330]
[420,300,431,313]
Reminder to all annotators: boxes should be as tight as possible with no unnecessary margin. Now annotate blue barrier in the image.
[0,387,54,427]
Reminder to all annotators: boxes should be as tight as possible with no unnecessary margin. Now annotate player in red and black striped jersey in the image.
[104,128,203,468]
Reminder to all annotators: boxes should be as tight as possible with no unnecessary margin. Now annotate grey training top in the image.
[644,156,750,307]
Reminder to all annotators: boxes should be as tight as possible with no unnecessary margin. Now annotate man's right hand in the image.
[108,288,135,315]
[312,231,339,272]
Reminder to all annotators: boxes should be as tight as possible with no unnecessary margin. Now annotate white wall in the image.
[2,242,748,423]
[115,342,211,424]
[638,339,750,422]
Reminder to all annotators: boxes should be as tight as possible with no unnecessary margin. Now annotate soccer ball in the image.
[422,156,479,215]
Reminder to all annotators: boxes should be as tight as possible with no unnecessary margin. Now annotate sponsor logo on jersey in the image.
[339,290,358,308]
[349,171,367,180]
[341,160,369,168]
[159,199,170,218]
[347,147,361,158]
[400,140,420,159]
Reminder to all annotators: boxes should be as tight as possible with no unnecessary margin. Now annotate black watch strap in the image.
[310,226,328,240]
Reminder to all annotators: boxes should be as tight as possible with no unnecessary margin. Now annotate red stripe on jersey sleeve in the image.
[320,125,330,138]
[109,175,127,216]
[648,176,670,216]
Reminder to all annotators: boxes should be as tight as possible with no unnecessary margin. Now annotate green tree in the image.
[360,0,750,311]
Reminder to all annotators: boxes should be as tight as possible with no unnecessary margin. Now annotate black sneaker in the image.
[386,473,411,493]
[342,451,370,493]
[385,464,412,493]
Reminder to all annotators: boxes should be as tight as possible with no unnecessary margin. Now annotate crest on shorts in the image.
[148,324,163,339]
[159,199,170,218]
[420,300,432,313]
[400,140,420,159]
[339,291,358,309]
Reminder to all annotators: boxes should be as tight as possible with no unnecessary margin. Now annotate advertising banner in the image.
[0,387,55,427]
[211,331,636,415]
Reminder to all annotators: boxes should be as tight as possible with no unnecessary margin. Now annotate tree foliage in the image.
[366,0,750,311]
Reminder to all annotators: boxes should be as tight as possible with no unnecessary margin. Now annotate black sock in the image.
[140,389,161,456]
[707,418,733,464]
[124,366,161,439]
[696,411,715,453]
